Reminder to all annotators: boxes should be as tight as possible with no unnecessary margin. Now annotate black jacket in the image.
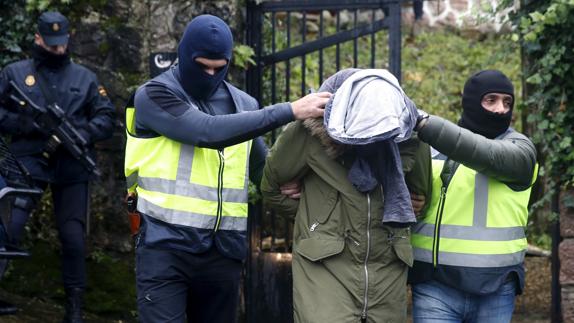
[0,58,116,183]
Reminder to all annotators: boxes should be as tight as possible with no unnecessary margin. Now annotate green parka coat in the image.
[261,117,431,323]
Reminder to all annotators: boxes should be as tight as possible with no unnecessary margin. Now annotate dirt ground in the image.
[514,257,552,322]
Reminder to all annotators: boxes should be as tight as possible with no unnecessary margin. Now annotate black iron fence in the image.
[246,0,402,103]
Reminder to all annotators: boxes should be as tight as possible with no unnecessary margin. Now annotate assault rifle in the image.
[7,80,102,177]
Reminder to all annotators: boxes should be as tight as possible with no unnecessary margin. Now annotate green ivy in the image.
[0,0,35,67]
[507,0,574,190]
[26,0,71,11]
[233,44,256,70]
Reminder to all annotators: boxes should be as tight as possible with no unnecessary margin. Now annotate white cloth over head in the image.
[324,69,417,145]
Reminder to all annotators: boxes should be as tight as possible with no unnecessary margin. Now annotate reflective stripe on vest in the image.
[413,248,526,268]
[411,159,534,268]
[124,106,251,231]
[125,107,138,192]
[137,196,247,230]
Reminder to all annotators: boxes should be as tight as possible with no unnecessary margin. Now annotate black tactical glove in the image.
[415,109,429,131]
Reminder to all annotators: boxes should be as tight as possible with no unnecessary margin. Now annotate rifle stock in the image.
[8,81,102,177]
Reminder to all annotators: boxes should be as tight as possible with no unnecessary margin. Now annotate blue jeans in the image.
[412,279,516,323]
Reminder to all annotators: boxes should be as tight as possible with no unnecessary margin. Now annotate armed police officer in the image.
[125,14,330,323]
[0,11,115,322]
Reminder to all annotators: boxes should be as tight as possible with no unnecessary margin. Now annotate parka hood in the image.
[302,68,417,158]
[302,68,360,159]
[303,118,347,158]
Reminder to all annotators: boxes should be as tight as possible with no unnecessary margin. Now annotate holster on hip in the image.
[125,193,140,236]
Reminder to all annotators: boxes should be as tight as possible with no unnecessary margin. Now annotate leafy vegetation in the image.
[508,0,574,189]
[0,0,34,67]
[497,0,574,250]
[233,44,256,70]
[402,30,521,122]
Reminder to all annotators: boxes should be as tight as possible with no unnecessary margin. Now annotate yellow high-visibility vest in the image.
[411,159,535,268]
[124,105,251,232]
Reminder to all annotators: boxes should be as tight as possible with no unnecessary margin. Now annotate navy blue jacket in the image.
[0,59,115,183]
[133,66,294,260]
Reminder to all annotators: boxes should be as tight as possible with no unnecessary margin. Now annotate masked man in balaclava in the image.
[125,15,331,322]
[409,70,538,322]
[0,11,115,322]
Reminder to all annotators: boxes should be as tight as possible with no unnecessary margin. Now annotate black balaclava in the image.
[177,15,233,101]
[459,69,514,139]
[31,43,70,69]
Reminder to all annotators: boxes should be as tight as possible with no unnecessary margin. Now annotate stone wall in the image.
[72,0,244,108]
[403,0,517,32]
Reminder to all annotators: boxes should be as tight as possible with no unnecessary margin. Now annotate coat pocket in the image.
[295,238,345,262]
[384,225,414,267]
[303,186,339,234]
[313,188,339,224]
[392,240,414,267]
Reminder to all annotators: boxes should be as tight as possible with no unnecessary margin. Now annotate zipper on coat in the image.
[361,193,372,321]
[344,230,360,246]
[213,149,225,232]
[309,222,319,232]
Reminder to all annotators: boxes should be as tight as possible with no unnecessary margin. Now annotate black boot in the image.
[62,288,84,323]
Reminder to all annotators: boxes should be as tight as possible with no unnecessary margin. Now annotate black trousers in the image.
[136,243,243,323]
[10,181,88,289]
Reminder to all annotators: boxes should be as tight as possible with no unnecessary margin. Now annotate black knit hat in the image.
[459,70,514,139]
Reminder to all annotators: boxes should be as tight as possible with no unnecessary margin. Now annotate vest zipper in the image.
[213,149,225,232]
[432,159,459,267]
[432,186,447,266]
[361,193,372,321]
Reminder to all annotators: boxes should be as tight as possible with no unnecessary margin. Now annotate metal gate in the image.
[245,1,403,321]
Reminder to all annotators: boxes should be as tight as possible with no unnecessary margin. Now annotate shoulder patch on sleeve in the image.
[25,75,36,87]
